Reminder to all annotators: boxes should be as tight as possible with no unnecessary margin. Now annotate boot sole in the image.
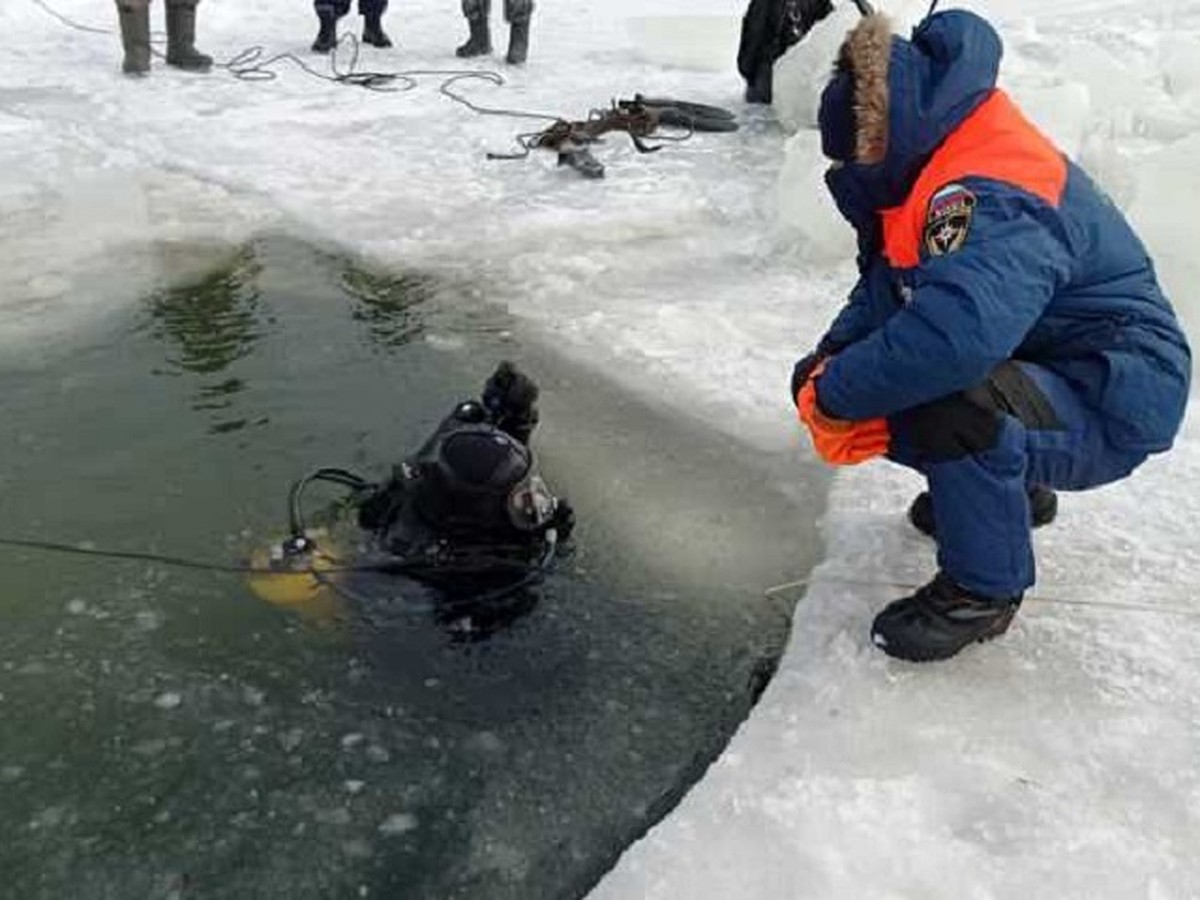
[876,628,1007,663]
[873,614,1016,663]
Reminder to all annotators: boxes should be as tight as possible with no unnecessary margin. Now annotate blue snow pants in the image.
[315,0,387,18]
[887,361,1150,599]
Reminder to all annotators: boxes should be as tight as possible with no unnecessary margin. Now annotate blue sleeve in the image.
[817,184,1075,421]
[819,272,875,354]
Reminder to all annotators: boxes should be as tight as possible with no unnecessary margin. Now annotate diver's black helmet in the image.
[411,424,555,538]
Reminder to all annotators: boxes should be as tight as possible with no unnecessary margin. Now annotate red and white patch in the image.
[924,183,977,257]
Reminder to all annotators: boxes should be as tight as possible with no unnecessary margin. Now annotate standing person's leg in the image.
[874,361,1146,661]
[503,0,533,65]
[313,0,351,53]
[360,0,392,48]
[115,0,152,75]
[737,0,780,103]
[456,0,492,58]
[165,0,212,71]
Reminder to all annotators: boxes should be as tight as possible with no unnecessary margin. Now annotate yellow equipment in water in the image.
[246,531,345,625]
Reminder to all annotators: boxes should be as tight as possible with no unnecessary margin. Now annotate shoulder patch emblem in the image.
[924,183,977,257]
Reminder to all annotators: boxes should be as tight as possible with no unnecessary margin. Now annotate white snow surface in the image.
[2,0,1199,897]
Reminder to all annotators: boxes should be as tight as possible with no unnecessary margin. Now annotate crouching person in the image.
[792,10,1191,661]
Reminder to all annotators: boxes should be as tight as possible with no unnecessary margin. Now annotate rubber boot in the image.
[362,12,392,48]
[505,17,530,65]
[117,3,151,76]
[312,10,338,53]
[456,16,492,58]
[165,2,212,71]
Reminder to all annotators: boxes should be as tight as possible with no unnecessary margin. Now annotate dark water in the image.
[0,236,825,900]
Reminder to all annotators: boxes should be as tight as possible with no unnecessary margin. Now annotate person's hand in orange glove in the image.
[794,360,890,466]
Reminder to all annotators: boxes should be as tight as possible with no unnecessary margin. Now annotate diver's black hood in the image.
[410,425,533,539]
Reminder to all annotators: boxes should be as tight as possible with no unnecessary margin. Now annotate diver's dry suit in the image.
[356,362,573,576]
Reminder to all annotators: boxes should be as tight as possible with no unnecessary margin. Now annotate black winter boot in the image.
[312,10,338,53]
[165,2,212,71]
[117,3,151,76]
[456,16,492,57]
[909,485,1058,539]
[505,18,530,65]
[362,13,392,48]
[871,572,1022,662]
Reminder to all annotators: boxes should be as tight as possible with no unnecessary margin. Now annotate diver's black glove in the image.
[482,361,540,444]
[790,349,824,407]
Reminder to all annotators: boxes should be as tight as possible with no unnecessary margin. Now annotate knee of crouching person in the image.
[893,392,1004,463]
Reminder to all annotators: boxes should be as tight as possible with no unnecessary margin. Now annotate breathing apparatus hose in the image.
[285,465,561,608]
[286,467,375,544]
[313,527,559,612]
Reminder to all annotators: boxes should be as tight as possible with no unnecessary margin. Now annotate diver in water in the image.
[257,362,572,633]
[354,360,573,575]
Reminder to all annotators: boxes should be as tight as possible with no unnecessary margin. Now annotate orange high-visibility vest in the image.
[879,90,1068,270]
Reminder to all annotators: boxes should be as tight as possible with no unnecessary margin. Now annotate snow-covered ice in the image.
[1,0,1197,897]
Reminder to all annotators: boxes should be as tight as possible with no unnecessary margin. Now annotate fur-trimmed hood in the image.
[840,13,893,166]
[820,10,1004,225]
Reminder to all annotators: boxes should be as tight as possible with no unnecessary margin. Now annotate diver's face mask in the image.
[506,472,557,533]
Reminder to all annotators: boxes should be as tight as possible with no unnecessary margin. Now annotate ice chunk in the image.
[772,4,863,135]
[378,813,418,836]
[278,728,304,753]
[1015,82,1091,159]
[1162,35,1200,108]
[775,133,855,264]
[773,0,932,135]
[1129,134,1200,342]
[315,807,352,826]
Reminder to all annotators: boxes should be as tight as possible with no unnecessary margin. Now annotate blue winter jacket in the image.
[815,10,1191,453]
